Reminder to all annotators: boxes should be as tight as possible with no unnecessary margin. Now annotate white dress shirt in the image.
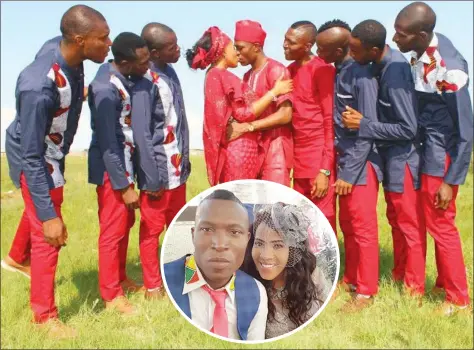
[182,256,268,340]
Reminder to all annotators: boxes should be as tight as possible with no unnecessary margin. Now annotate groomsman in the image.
[393,1,472,315]
[316,19,383,312]
[134,23,190,299]
[3,5,110,338]
[284,20,337,232]
[88,32,150,314]
[342,19,426,301]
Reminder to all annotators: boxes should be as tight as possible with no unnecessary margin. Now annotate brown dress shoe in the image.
[120,278,144,294]
[36,318,78,339]
[145,287,167,301]
[435,302,472,317]
[340,281,356,293]
[330,281,355,301]
[1,255,31,279]
[105,296,138,316]
[340,294,374,313]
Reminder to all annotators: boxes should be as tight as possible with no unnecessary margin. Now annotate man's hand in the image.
[435,182,453,210]
[226,122,250,142]
[43,217,67,247]
[311,173,329,199]
[121,186,140,210]
[342,105,363,129]
[145,188,165,200]
[333,179,353,196]
[83,86,89,102]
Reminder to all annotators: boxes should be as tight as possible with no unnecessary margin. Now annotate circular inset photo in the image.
[160,180,339,344]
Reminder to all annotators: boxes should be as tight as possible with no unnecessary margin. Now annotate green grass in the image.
[1,154,472,349]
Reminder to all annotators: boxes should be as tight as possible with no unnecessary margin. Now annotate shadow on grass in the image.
[58,268,102,321]
[59,256,146,321]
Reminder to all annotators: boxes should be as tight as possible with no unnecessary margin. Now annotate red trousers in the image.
[384,165,426,295]
[293,176,337,235]
[8,210,32,264]
[139,184,186,290]
[13,173,64,323]
[339,163,379,296]
[96,173,135,301]
[420,156,469,306]
[258,138,291,187]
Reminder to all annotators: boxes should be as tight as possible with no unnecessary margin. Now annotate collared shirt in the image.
[182,255,268,340]
[243,58,294,168]
[411,33,473,185]
[88,62,135,189]
[358,46,420,193]
[136,62,191,189]
[5,42,84,221]
[334,58,383,185]
[288,56,335,178]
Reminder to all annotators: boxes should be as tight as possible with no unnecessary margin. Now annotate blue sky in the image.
[1,1,473,151]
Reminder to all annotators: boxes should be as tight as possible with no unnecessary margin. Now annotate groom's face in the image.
[192,199,250,288]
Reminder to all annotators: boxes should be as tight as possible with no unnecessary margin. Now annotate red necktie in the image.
[202,285,229,337]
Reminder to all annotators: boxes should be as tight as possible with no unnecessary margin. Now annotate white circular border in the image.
[160,179,340,345]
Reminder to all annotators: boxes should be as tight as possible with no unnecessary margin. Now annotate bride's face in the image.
[223,41,239,68]
[251,223,289,281]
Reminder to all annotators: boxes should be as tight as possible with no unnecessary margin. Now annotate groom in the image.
[164,189,268,340]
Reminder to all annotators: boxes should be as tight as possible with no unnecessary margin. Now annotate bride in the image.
[241,202,332,339]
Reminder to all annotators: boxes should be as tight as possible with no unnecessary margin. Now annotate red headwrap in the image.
[191,26,231,70]
[234,20,266,46]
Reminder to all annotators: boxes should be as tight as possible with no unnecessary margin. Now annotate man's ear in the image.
[418,31,429,42]
[246,231,251,242]
[150,48,160,59]
[74,34,86,47]
[370,46,381,58]
[191,227,195,240]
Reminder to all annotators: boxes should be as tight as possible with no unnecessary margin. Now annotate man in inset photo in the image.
[163,189,268,340]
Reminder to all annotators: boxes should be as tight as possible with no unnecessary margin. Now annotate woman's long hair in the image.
[241,205,324,327]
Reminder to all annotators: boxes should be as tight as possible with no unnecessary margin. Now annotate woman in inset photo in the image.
[242,202,332,339]
[185,27,293,186]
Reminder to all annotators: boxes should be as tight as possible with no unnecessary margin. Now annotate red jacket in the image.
[288,56,335,178]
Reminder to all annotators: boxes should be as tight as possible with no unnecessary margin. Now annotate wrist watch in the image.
[320,169,330,176]
[269,90,277,102]
[247,122,256,132]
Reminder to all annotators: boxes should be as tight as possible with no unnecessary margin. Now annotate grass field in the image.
[1,154,472,349]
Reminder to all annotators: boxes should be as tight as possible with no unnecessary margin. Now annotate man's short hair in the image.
[111,32,147,64]
[290,20,318,42]
[397,2,437,33]
[352,19,386,50]
[200,189,245,209]
[141,22,175,50]
[317,19,351,33]
[60,5,106,41]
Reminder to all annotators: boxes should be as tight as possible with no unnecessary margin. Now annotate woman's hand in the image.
[271,73,293,96]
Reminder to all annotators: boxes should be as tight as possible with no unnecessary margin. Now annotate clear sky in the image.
[1,1,473,151]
